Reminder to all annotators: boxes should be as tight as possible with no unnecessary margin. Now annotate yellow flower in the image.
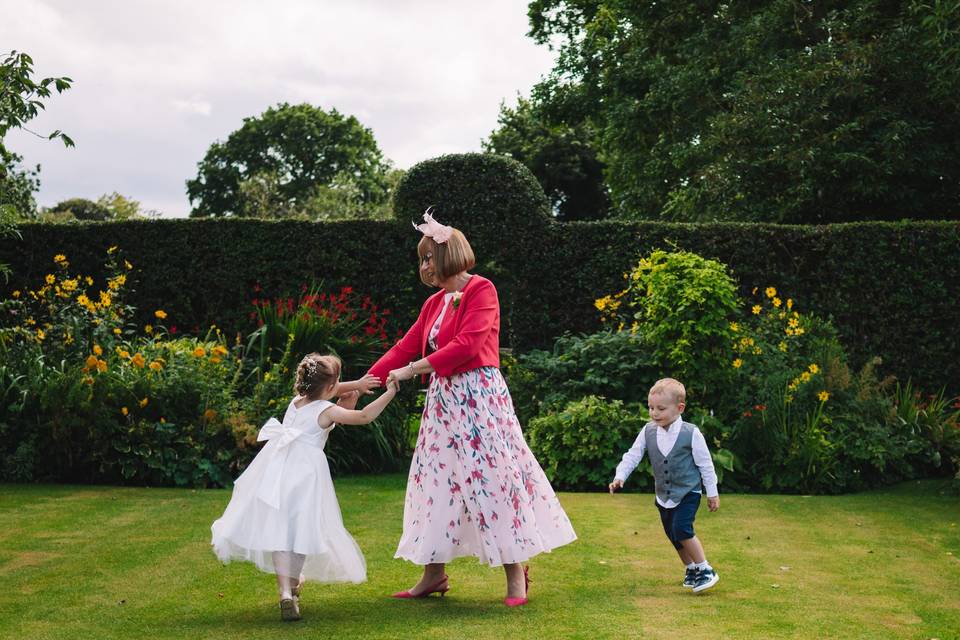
[772,297,782,308]
[800,371,812,382]
[124,260,133,270]
[113,327,122,336]
[765,287,777,298]
[732,358,743,369]
[145,324,153,334]
[203,409,217,421]
[785,394,794,404]
[778,341,788,352]
[148,360,163,371]
[121,407,129,416]
[785,327,795,336]
[729,322,739,332]
[45,274,55,285]
[210,356,222,364]
[752,346,762,355]
[139,397,149,408]
[751,287,758,295]
[795,327,805,336]
[630,322,639,335]
[752,305,762,315]
[818,391,830,402]
[85,276,94,286]
[61,278,78,293]
[192,346,206,358]
[808,363,820,374]
[36,329,46,341]
[786,298,793,310]
[85,355,99,369]
[93,344,103,356]
[118,349,130,359]
[131,353,146,368]
[107,245,118,254]
[159,417,166,424]
[212,345,229,357]
[107,274,126,290]
[11,290,20,298]
[98,291,112,308]
[96,359,107,373]
[789,317,800,328]
[53,254,67,263]
[154,310,167,320]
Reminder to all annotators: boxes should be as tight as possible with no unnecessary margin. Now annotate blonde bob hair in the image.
[417,229,476,286]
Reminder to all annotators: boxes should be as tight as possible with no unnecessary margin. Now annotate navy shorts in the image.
[656,491,701,549]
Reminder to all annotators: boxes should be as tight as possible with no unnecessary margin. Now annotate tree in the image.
[0,150,39,218]
[483,96,609,221]
[186,103,392,218]
[528,0,960,223]
[0,50,72,220]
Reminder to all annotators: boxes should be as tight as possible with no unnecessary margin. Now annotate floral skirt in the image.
[394,367,577,567]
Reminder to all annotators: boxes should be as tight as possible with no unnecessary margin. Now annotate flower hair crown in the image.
[412,207,453,244]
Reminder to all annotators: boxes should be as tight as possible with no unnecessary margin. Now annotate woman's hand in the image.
[337,390,360,410]
[387,365,415,385]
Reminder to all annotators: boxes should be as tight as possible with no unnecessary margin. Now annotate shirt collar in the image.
[664,415,683,432]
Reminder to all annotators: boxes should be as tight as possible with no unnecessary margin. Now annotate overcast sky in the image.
[1,1,556,217]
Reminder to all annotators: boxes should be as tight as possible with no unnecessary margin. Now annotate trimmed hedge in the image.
[2,153,958,391]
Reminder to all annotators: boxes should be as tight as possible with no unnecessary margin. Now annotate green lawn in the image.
[1,476,958,639]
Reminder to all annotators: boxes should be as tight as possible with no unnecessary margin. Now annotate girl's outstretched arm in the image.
[321,381,398,426]
[334,374,380,396]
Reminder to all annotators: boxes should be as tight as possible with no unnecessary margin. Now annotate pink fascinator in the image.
[412,207,453,244]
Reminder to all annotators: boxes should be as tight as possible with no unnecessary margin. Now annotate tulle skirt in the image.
[211,438,366,583]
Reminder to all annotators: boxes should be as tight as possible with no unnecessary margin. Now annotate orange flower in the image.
[131,353,146,368]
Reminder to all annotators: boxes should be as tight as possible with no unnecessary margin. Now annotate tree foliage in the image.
[528,0,960,223]
[0,50,73,221]
[483,96,609,221]
[186,103,392,218]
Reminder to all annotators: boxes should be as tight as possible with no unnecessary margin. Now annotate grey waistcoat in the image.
[645,422,703,505]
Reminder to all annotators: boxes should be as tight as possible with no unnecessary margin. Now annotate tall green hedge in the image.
[2,153,958,391]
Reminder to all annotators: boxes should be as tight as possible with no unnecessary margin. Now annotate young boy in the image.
[609,378,720,593]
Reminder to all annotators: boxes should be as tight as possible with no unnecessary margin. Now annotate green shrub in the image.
[595,249,740,406]
[527,395,650,491]
[504,330,659,426]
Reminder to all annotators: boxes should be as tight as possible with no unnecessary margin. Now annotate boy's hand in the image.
[708,496,720,512]
[608,479,624,494]
[355,373,380,394]
[337,390,359,410]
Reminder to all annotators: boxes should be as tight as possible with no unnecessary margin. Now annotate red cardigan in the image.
[367,275,500,382]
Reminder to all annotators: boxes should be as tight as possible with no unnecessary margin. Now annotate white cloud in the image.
[1,0,555,217]
[171,99,213,117]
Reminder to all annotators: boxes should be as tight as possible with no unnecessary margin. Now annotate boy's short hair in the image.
[417,229,476,285]
[649,378,686,404]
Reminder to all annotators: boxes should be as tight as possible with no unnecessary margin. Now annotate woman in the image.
[368,211,577,607]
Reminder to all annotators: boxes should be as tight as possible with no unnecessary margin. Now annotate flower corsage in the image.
[451,291,463,310]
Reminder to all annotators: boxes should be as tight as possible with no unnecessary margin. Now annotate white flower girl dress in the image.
[211,398,366,583]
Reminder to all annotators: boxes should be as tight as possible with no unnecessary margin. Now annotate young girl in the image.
[211,353,397,621]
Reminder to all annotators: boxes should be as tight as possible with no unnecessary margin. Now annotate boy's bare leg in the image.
[678,536,706,564]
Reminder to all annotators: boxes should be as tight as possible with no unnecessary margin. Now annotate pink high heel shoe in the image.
[504,566,530,607]
[392,574,450,599]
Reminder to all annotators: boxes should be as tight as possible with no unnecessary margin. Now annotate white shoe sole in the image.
[692,574,719,593]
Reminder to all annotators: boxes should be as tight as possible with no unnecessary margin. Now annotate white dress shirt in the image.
[614,415,719,507]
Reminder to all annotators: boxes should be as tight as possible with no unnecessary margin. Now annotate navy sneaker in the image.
[683,567,698,588]
[692,567,719,593]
